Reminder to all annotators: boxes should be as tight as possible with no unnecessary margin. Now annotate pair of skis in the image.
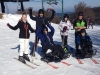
[14,57,39,69]
[47,58,99,69]
[14,35,39,69]
[42,61,71,69]
[77,58,99,64]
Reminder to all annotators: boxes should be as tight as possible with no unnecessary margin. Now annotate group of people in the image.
[7,8,94,63]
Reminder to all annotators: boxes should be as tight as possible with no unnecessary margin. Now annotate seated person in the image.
[75,29,93,57]
[36,24,66,62]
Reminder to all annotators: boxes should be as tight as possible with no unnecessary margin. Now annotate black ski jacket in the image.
[29,9,55,29]
[9,21,35,39]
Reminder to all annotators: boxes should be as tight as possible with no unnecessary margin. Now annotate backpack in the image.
[63,46,70,59]
[81,42,93,58]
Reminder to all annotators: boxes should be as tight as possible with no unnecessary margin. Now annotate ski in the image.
[14,58,36,69]
[61,61,71,66]
[26,60,40,66]
[77,59,83,64]
[47,63,58,69]
[90,58,99,64]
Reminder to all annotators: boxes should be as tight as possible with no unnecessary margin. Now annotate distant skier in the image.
[7,13,35,63]
[73,11,87,55]
[58,14,72,48]
[87,18,93,29]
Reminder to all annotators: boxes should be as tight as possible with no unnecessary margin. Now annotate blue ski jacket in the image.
[36,25,55,46]
[75,33,92,46]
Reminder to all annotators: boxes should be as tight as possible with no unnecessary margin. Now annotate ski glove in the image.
[31,29,36,33]
[7,23,11,28]
[63,26,67,32]
[29,7,32,15]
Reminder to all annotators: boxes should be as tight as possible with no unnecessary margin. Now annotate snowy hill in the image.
[0,14,100,75]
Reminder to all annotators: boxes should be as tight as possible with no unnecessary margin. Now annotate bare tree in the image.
[74,2,95,22]
[0,13,3,19]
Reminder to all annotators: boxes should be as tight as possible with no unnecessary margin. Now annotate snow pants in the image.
[19,39,29,56]
[61,35,68,48]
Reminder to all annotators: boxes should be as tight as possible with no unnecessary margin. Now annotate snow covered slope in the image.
[0,14,100,75]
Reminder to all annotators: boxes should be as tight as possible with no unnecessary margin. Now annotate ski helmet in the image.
[78,11,84,16]
[43,26,48,32]
[80,29,86,33]
[38,9,44,15]
[64,14,69,19]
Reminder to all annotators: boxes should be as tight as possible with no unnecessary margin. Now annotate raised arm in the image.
[46,9,55,21]
[29,8,36,21]
[7,22,19,30]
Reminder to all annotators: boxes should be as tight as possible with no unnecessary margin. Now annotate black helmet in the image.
[80,29,86,33]
[38,9,44,15]
[43,26,48,32]
[64,14,69,19]
[78,11,84,16]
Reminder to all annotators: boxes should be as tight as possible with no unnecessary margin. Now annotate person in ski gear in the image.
[29,8,55,29]
[87,18,93,29]
[58,14,72,48]
[36,24,65,62]
[75,29,93,57]
[73,11,87,55]
[7,13,35,63]
[29,8,55,55]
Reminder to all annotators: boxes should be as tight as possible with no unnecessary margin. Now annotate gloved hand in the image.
[7,23,11,28]
[29,7,32,14]
[47,8,55,13]
[31,29,36,33]
[63,26,67,32]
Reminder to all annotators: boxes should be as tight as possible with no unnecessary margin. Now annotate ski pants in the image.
[19,39,29,56]
[42,44,65,59]
[75,31,81,54]
[61,35,68,48]
[88,24,93,29]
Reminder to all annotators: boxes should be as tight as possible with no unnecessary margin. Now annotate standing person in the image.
[29,8,55,29]
[29,8,55,55]
[7,13,35,63]
[87,17,90,25]
[88,18,93,29]
[58,14,72,48]
[73,11,87,55]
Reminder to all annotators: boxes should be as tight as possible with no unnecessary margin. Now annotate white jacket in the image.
[58,20,72,36]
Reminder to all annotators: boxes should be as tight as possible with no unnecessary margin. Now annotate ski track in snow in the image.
[0,14,100,75]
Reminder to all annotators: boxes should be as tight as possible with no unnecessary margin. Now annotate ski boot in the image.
[23,54,30,61]
[41,57,50,63]
[19,56,26,64]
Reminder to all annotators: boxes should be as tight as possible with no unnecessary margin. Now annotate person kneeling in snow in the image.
[36,24,66,62]
[75,29,93,58]
[7,13,35,63]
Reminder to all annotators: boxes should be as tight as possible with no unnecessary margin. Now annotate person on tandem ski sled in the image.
[36,23,70,63]
[75,29,97,58]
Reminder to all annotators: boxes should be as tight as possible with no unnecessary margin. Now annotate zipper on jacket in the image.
[24,24,28,38]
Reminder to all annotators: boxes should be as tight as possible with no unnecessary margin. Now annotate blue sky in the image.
[0,0,100,14]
